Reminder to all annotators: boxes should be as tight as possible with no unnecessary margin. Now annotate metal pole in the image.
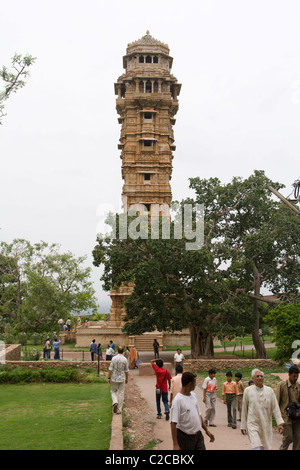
[268,186,300,216]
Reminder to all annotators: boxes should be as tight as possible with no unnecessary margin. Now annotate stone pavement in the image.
[130,367,284,451]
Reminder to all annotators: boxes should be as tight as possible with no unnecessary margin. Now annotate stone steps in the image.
[129,333,163,351]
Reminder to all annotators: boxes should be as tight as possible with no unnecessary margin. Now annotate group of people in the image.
[42,337,61,360]
[109,345,300,451]
[89,339,118,361]
[58,318,72,332]
[91,340,142,371]
[190,365,300,450]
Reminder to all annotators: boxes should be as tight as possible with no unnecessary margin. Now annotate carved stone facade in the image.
[115,31,181,214]
[108,32,181,329]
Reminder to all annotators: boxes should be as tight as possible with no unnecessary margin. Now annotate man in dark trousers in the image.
[150,358,171,420]
[171,372,215,450]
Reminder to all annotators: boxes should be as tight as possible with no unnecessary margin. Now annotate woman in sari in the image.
[129,346,138,369]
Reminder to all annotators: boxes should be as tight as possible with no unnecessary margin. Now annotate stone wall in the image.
[2,360,110,371]
[183,358,279,372]
[75,327,130,348]
[0,344,21,362]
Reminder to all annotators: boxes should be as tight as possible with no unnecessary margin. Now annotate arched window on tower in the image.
[139,80,144,93]
[139,56,144,63]
[121,84,126,98]
[170,85,176,99]
[153,81,158,93]
[153,56,158,63]
[146,55,152,63]
[145,80,152,93]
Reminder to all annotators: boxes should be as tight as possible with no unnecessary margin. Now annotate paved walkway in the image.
[57,346,291,451]
[130,367,284,451]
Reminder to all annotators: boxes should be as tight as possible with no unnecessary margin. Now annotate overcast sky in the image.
[1,0,300,312]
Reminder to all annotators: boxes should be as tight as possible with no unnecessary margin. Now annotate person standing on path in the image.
[276,365,300,450]
[90,339,97,361]
[222,371,239,429]
[150,358,172,420]
[173,349,185,373]
[53,337,61,360]
[107,346,129,414]
[44,337,51,359]
[202,368,217,427]
[153,339,160,359]
[171,372,215,450]
[241,368,284,450]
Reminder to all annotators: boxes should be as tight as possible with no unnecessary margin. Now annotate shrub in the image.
[0,367,82,384]
[265,304,300,363]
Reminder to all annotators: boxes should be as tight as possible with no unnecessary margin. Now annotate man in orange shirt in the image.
[222,371,239,429]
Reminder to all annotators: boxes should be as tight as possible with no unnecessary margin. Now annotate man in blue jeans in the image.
[151,358,172,420]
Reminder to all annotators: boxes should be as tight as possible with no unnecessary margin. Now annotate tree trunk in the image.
[189,324,214,358]
[252,264,267,359]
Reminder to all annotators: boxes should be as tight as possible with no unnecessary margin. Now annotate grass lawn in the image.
[0,382,112,450]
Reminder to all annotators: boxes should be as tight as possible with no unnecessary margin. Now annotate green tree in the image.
[93,171,300,358]
[189,170,300,358]
[264,304,300,362]
[93,214,252,358]
[0,239,97,336]
[0,54,36,124]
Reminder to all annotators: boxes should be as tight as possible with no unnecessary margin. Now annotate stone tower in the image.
[114,31,181,216]
[107,32,181,329]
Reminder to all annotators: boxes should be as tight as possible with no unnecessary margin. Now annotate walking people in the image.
[107,346,129,414]
[150,358,172,420]
[170,364,183,408]
[170,372,215,450]
[90,339,97,361]
[241,368,284,450]
[222,371,239,429]
[202,369,217,427]
[235,372,245,421]
[276,365,300,450]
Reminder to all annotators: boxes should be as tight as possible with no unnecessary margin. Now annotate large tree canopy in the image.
[93,170,300,358]
[0,239,97,337]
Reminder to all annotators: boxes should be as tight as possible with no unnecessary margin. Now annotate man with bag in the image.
[150,358,172,420]
[276,365,300,450]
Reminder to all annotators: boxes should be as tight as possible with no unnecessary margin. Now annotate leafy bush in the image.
[264,303,300,363]
[0,366,82,384]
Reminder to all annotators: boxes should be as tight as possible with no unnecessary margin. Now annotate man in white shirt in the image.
[173,348,185,373]
[171,372,215,450]
[108,346,129,414]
